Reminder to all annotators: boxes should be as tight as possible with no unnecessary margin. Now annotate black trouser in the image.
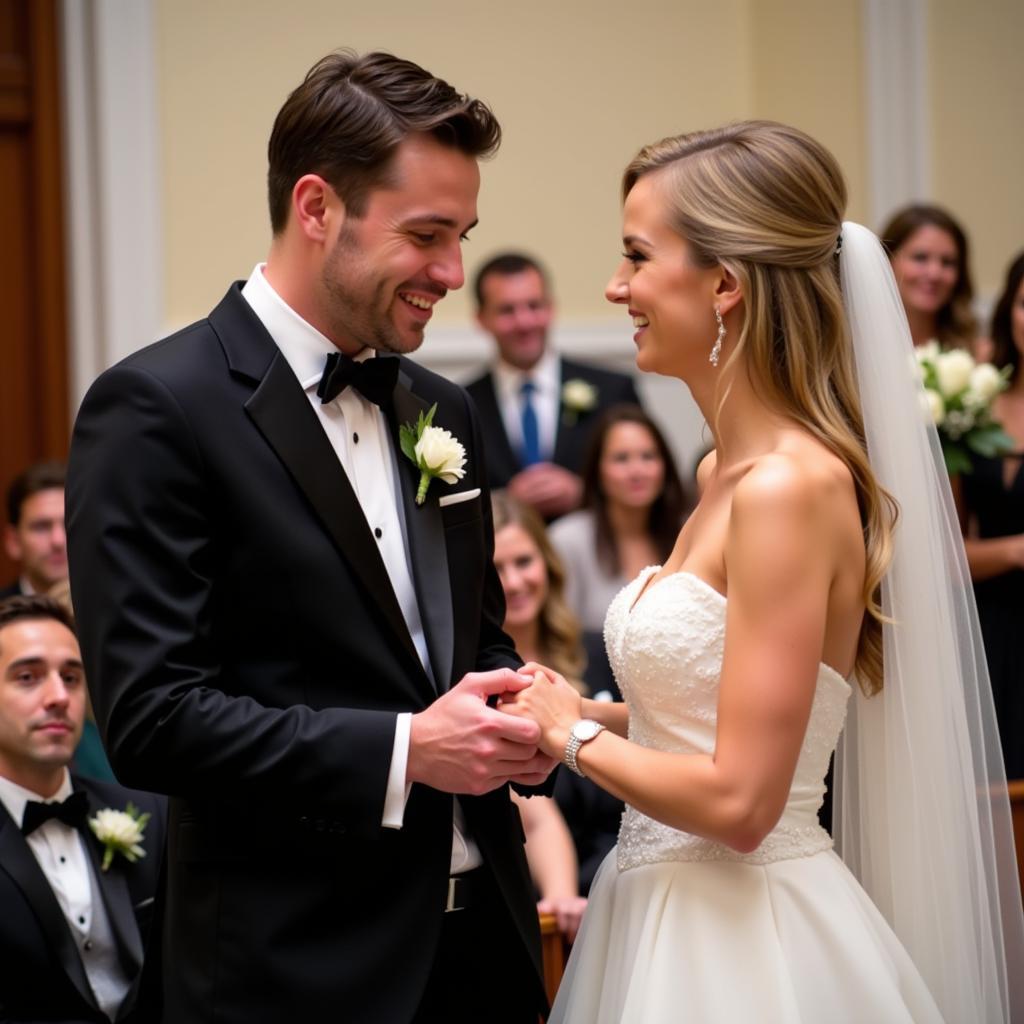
[413,865,544,1023]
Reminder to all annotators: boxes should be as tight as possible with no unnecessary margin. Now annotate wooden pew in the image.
[1008,780,1024,905]
[539,913,569,1012]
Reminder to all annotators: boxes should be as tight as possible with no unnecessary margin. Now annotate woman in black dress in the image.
[961,250,1024,777]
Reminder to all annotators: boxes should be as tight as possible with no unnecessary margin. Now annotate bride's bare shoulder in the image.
[731,436,858,529]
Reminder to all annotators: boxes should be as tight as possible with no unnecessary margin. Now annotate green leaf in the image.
[422,403,437,429]
[966,426,1016,458]
[942,444,973,476]
[399,423,417,462]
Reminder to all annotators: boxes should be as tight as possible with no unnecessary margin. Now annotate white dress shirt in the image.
[492,347,561,463]
[0,769,130,1020]
[241,265,480,871]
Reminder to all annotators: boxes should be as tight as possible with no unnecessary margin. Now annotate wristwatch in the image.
[564,719,606,777]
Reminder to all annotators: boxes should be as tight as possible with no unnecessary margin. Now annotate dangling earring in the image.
[710,307,725,366]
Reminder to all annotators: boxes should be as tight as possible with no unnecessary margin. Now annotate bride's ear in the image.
[714,263,743,317]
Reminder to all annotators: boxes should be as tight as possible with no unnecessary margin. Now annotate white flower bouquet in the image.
[915,342,1014,475]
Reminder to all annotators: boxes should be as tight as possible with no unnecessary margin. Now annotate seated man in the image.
[466,253,642,519]
[2,462,68,599]
[0,596,165,1023]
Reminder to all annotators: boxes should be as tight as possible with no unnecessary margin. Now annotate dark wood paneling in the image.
[0,0,68,584]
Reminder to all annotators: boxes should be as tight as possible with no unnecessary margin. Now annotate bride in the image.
[501,122,1023,1022]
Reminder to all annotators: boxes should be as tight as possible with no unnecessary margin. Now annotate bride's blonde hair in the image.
[623,121,896,694]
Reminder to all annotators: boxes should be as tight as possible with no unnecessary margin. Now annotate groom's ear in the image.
[291,174,342,244]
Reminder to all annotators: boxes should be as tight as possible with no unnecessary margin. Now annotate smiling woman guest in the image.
[550,404,688,634]
[880,204,977,349]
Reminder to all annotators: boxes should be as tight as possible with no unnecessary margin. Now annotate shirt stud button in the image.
[84,939,93,951]
[78,915,86,924]
[353,432,359,444]
[374,527,382,539]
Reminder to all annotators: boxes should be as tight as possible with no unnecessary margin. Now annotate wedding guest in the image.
[2,461,67,600]
[466,253,642,520]
[960,250,1024,777]
[0,595,165,1023]
[549,404,688,633]
[492,491,623,900]
[880,203,977,349]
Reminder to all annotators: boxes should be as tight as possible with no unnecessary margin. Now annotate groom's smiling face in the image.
[319,132,480,355]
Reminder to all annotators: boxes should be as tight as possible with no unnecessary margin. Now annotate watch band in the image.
[564,722,605,777]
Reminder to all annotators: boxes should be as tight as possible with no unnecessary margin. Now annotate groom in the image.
[66,51,552,1023]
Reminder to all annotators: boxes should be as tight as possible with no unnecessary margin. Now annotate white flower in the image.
[968,362,1005,404]
[414,426,466,484]
[917,340,941,363]
[934,349,975,398]
[921,387,945,426]
[400,404,468,505]
[561,378,598,412]
[88,803,149,871]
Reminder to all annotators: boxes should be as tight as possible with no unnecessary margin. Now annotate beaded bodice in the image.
[605,568,851,870]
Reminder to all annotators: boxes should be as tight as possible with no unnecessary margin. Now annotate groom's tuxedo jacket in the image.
[66,284,545,1023]
[0,775,165,1023]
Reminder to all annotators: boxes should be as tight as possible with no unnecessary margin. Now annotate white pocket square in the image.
[438,488,481,508]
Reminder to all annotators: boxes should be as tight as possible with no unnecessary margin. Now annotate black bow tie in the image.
[22,790,89,836]
[317,353,399,409]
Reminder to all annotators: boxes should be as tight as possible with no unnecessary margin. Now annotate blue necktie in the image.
[520,379,540,466]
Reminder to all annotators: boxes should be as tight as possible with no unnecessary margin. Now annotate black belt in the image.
[445,867,486,913]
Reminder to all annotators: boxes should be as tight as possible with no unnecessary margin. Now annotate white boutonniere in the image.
[88,802,150,871]
[400,403,467,505]
[561,378,598,426]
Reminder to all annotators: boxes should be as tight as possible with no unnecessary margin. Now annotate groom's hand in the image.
[407,669,556,795]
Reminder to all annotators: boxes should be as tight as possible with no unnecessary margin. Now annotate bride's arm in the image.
[580,697,629,736]
[506,457,843,853]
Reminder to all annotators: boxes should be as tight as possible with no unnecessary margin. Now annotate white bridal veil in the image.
[834,222,1024,1022]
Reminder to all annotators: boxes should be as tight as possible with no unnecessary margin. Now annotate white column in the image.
[862,0,930,230]
[59,0,162,412]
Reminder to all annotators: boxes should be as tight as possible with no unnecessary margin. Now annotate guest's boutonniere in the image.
[561,378,598,426]
[400,403,467,505]
[88,803,150,871]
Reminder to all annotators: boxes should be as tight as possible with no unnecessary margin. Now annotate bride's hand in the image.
[498,662,582,759]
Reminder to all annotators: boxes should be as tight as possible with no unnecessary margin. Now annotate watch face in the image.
[573,719,603,741]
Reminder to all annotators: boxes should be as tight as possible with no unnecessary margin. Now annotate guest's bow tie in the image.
[22,790,89,836]
[317,352,399,409]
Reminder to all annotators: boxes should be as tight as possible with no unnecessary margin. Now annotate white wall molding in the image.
[863,0,930,229]
[60,0,162,412]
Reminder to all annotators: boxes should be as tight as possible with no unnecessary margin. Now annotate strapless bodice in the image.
[604,567,851,870]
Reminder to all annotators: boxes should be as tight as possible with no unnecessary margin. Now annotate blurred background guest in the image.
[880,203,978,350]
[2,461,67,600]
[492,491,624,911]
[550,405,689,636]
[959,250,1024,778]
[467,253,642,521]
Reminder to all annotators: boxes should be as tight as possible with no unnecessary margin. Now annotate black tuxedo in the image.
[0,775,165,1023]
[465,356,642,491]
[66,284,545,1022]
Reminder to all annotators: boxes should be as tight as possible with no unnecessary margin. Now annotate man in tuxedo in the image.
[466,253,642,519]
[66,51,553,1023]
[0,595,164,1023]
[1,462,68,600]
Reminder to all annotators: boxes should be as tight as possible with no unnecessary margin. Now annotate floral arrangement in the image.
[915,342,1014,474]
[561,378,598,426]
[400,403,467,504]
[88,803,150,871]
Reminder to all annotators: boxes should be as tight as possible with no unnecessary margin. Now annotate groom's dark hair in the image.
[267,50,502,234]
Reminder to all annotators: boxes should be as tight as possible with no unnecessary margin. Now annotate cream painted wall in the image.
[156,0,754,331]
[928,0,1024,301]
[747,0,868,225]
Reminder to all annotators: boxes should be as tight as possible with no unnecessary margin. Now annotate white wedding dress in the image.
[550,567,943,1023]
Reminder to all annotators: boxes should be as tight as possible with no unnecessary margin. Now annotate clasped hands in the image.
[406,663,582,797]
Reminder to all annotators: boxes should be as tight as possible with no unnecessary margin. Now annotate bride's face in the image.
[606,173,722,379]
